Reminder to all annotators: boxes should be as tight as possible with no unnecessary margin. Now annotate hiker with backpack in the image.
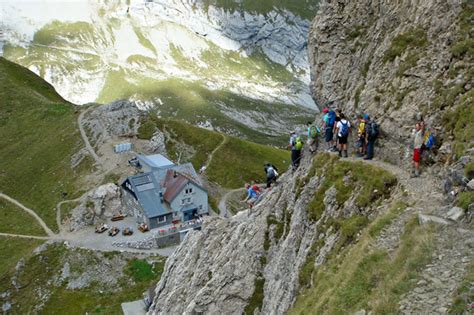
[322,108,336,151]
[288,131,303,170]
[335,113,351,158]
[364,115,379,160]
[264,163,279,188]
[356,113,367,157]
[243,183,259,212]
[306,121,320,154]
[412,122,425,177]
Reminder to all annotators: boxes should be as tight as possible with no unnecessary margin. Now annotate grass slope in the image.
[0,243,165,314]
[290,214,434,314]
[142,118,290,188]
[0,57,87,232]
[0,200,47,236]
[0,237,44,279]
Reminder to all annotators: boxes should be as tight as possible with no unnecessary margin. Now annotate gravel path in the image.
[204,134,227,171]
[345,156,472,314]
[0,232,51,240]
[78,105,103,168]
[0,192,55,237]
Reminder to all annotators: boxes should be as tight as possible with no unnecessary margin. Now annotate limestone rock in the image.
[418,214,450,226]
[146,132,167,154]
[467,179,474,191]
[68,184,123,231]
[446,207,465,222]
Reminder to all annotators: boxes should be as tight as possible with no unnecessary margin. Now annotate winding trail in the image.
[0,193,55,237]
[204,134,227,171]
[0,232,51,240]
[78,106,103,168]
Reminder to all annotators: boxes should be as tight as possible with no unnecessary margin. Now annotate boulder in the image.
[446,207,465,222]
[418,214,450,226]
[467,179,474,191]
[68,184,124,231]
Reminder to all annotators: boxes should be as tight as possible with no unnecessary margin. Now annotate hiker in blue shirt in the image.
[243,183,259,210]
[322,108,337,151]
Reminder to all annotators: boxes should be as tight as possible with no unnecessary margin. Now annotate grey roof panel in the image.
[135,182,155,192]
[138,154,174,169]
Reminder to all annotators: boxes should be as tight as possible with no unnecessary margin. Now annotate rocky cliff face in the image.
[148,151,398,314]
[308,0,472,165]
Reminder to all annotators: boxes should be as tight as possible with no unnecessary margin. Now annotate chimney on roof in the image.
[173,170,177,178]
[159,191,163,203]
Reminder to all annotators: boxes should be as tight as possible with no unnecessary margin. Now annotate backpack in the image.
[294,137,303,150]
[328,110,336,127]
[425,133,435,149]
[309,125,319,139]
[340,121,349,137]
[368,122,379,140]
[267,166,276,177]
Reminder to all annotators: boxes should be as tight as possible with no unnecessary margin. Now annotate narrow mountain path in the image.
[0,232,51,240]
[0,193,55,237]
[204,134,227,171]
[78,106,103,168]
[345,156,472,314]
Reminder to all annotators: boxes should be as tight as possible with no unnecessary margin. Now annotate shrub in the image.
[383,28,427,62]
[465,161,474,179]
[126,259,157,282]
[457,191,474,210]
[137,118,156,140]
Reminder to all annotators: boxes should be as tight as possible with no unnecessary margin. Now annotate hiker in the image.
[306,121,320,154]
[243,183,259,213]
[264,163,279,188]
[322,108,336,151]
[333,108,343,150]
[288,131,303,170]
[335,113,351,158]
[356,114,367,157]
[364,114,379,160]
[412,122,425,177]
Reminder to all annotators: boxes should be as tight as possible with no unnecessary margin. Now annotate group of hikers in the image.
[288,107,380,170]
[240,107,435,213]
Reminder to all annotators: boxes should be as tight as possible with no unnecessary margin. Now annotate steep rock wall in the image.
[308,0,471,165]
[148,151,398,314]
